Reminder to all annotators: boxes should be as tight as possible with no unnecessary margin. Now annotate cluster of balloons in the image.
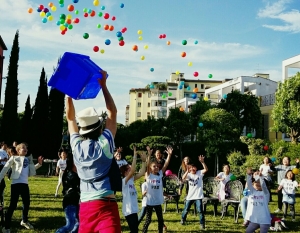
[159,34,167,39]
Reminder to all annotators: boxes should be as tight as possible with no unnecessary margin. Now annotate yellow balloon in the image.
[204,96,209,101]
[48,15,54,21]
[138,36,143,41]
[188,62,193,67]
[141,56,145,60]
[137,30,142,35]
[175,70,180,75]
[51,6,57,12]
[40,12,46,17]
[144,45,148,49]
[66,14,72,19]
[60,25,66,31]
[93,0,100,6]
[100,49,105,54]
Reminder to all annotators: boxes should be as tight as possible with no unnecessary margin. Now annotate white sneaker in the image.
[20,220,34,229]
[2,228,10,233]
[274,209,282,213]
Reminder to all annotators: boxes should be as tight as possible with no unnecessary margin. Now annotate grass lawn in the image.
[2,176,300,233]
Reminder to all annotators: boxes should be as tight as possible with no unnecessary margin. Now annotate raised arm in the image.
[134,151,147,181]
[125,146,137,184]
[161,146,173,174]
[246,168,255,193]
[181,169,189,181]
[199,155,208,174]
[296,158,300,168]
[66,97,79,135]
[98,70,117,138]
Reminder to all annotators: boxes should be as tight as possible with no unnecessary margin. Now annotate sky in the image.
[0,0,300,125]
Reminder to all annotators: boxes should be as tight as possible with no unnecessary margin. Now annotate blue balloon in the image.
[46,12,51,17]
[116,31,122,37]
[194,40,198,44]
[37,7,42,12]
[187,86,191,91]
[150,68,154,72]
[179,85,183,90]
[180,81,184,85]
[42,18,47,23]
[105,39,111,45]
[88,9,92,13]
[199,122,203,127]
[73,0,79,3]
[192,93,197,99]
[120,3,125,8]
[223,94,227,99]
[150,84,155,89]
[56,20,61,26]
[60,3,64,7]
[101,6,105,10]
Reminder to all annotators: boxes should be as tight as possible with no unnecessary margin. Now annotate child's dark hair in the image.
[119,164,130,177]
[188,163,197,170]
[65,156,74,172]
[285,170,295,181]
[223,164,230,170]
[0,141,6,147]
[7,146,17,156]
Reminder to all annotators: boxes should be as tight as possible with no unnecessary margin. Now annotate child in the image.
[177,156,190,196]
[276,170,300,221]
[55,150,68,197]
[180,155,208,230]
[142,146,172,233]
[259,156,274,201]
[0,143,43,233]
[245,168,271,233]
[56,155,80,233]
[215,164,233,201]
[138,181,148,226]
[114,147,128,168]
[119,146,146,233]
[274,157,299,213]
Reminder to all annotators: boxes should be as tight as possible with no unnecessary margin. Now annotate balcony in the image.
[260,93,275,107]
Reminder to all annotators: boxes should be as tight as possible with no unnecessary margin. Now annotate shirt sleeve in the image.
[70,133,84,152]
[98,129,115,159]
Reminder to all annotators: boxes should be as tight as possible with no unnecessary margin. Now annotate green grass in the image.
[2,176,300,232]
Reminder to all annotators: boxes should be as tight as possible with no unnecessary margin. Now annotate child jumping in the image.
[276,169,300,221]
[0,143,43,233]
[181,155,208,230]
[55,149,68,197]
[245,168,271,233]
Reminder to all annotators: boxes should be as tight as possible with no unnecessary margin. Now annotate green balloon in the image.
[83,33,89,39]
[68,25,73,30]
[230,175,236,181]
[60,19,65,24]
[75,10,79,15]
[247,133,252,138]
[97,24,101,28]
[60,14,66,19]
[208,74,213,79]
[83,8,88,13]
[118,36,124,41]
[59,0,64,4]
[168,92,172,96]
[98,12,103,17]
[182,40,187,45]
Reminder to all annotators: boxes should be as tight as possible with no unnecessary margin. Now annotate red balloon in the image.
[84,12,88,17]
[193,71,199,77]
[103,24,109,30]
[119,40,125,46]
[68,5,74,12]
[162,34,166,38]
[112,16,116,21]
[39,5,44,10]
[61,31,66,35]
[93,46,99,52]
[90,10,96,17]
[73,18,80,24]
[181,52,186,58]
[263,145,269,151]
[121,29,126,33]
[103,13,109,19]
[159,35,163,39]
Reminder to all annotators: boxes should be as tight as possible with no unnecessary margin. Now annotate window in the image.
[137,112,141,117]
[208,94,210,98]
[201,84,204,89]
[148,102,150,107]
[195,84,197,88]
[147,112,150,116]
[138,93,142,98]
[137,102,141,107]
[200,94,204,97]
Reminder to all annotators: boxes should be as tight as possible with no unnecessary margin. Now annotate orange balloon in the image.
[67,5,74,12]
[28,8,33,13]
[90,10,96,17]
[48,2,54,7]
[180,107,184,112]
[109,25,114,31]
[193,88,198,93]
[167,41,171,45]
[66,19,72,24]
[181,52,186,57]
[103,24,109,30]
[132,45,138,51]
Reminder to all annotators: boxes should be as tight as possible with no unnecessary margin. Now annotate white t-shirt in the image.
[280,179,298,195]
[0,149,8,166]
[217,172,233,185]
[56,159,67,171]
[141,182,147,207]
[245,175,271,224]
[185,170,204,200]
[122,177,138,216]
[259,164,272,181]
[12,157,29,185]
[116,159,128,168]
[145,170,164,206]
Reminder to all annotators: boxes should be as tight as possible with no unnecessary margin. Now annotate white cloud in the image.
[258,0,300,33]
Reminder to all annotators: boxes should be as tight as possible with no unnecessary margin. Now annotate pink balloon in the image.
[193,71,199,77]
[165,170,172,176]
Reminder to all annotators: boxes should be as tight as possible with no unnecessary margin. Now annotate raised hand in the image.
[246,168,253,175]
[146,146,153,155]
[198,155,205,163]
[97,70,108,87]
[296,158,299,163]
[38,156,44,165]
[140,151,147,162]
[165,145,173,155]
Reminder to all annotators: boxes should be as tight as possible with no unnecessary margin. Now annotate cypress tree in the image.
[20,95,33,144]
[31,68,49,157]
[48,88,65,158]
[1,30,20,144]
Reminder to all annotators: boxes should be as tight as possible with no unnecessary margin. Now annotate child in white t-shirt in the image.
[245,169,271,233]
[259,156,274,201]
[119,147,146,233]
[276,170,300,221]
[181,155,208,230]
[215,164,233,201]
[114,147,128,168]
[55,150,67,197]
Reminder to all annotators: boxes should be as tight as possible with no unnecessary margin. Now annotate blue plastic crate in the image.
[48,52,108,99]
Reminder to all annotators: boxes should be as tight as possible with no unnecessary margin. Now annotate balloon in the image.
[159,35,163,39]
[137,30,143,35]
[188,62,193,67]
[144,45,148,49]
[116,31,122,37]
[223,94,227,99]
[180,81,184,85]
[68,5,74,11]
[109,25,114,31]
[208,74,213,78]
[162,94,166,99]
[292,168,299,175]
[60,3,64,7]
[199,122,203,127]
[60,25,66,31]
[37,7,42,13]
[112,16,116,21]
[28,8,33,13]
[101,6,106,10]
[138,36,143,41]
[165,170,172,176]
[162,34,166,38]
[167,41,171,45]
[105,39,111,45]
[187,86,191,91]
[59,0,64,4]
[247,133,252,138]
[132,45,138,51]
[175,70,180,75]
[150,84,155,89]
[103,13,109,19]
[68,24,73,29]
[83,8,88,12]
[180,107,184,112]
[42,18,47,23]
[103,25,109,30]
[60,14,66,19]
[194,40,198,44]
[83,33,89,39]
[243,189,248,196]
[193,88,198,93]
[141,56,145,60]
[204,96,209,101]
[83,12,88,17]
[271,157,276,162]
[98,12,103,17]
[40,12,46,17]
[150,68,154,72]
[48,3,54,7]
[93,0,99,6]
[120,3,125,8]
[39,4,44,10]
[178,85,183,90]
[193,71,199,77]
[182,40,187,45]
[90,10,96,17]
[48,15,54,21]
[75,10,79,14]
[263,145,269,151]
[73,0,79,3]
[192,93,197,99]
[51,6,57,11]
[73,18,80,23]
[46,12,51,17]
[168,92,172,96]
[100,49,105,54]
[93,46,99,52]
[230,175,237,181]
[118,36,124,41]
[119,40,125,46]
[66,19,72,24]
[181,52,186,58]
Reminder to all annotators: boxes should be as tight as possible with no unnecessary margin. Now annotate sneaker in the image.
[200,224,205,230]
[180,219,185,225]
[2,228,10,233]
[274,209,282,213]
[20,220,34,229]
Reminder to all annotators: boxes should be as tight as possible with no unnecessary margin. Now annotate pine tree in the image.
[20,95,33,144]
[0,30,20,144]
[31,68,49,157]
[48,88,65,159]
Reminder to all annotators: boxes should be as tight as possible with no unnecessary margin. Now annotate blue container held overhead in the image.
[48,52,108,100]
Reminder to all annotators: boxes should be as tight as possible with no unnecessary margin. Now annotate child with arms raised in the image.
[119,146,147,233]
[180,155,208,230]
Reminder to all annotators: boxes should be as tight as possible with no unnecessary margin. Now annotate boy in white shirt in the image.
[55,150,67,197]
[180,155,208,230]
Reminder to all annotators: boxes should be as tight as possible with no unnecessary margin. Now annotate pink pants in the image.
[79,199,121,233]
